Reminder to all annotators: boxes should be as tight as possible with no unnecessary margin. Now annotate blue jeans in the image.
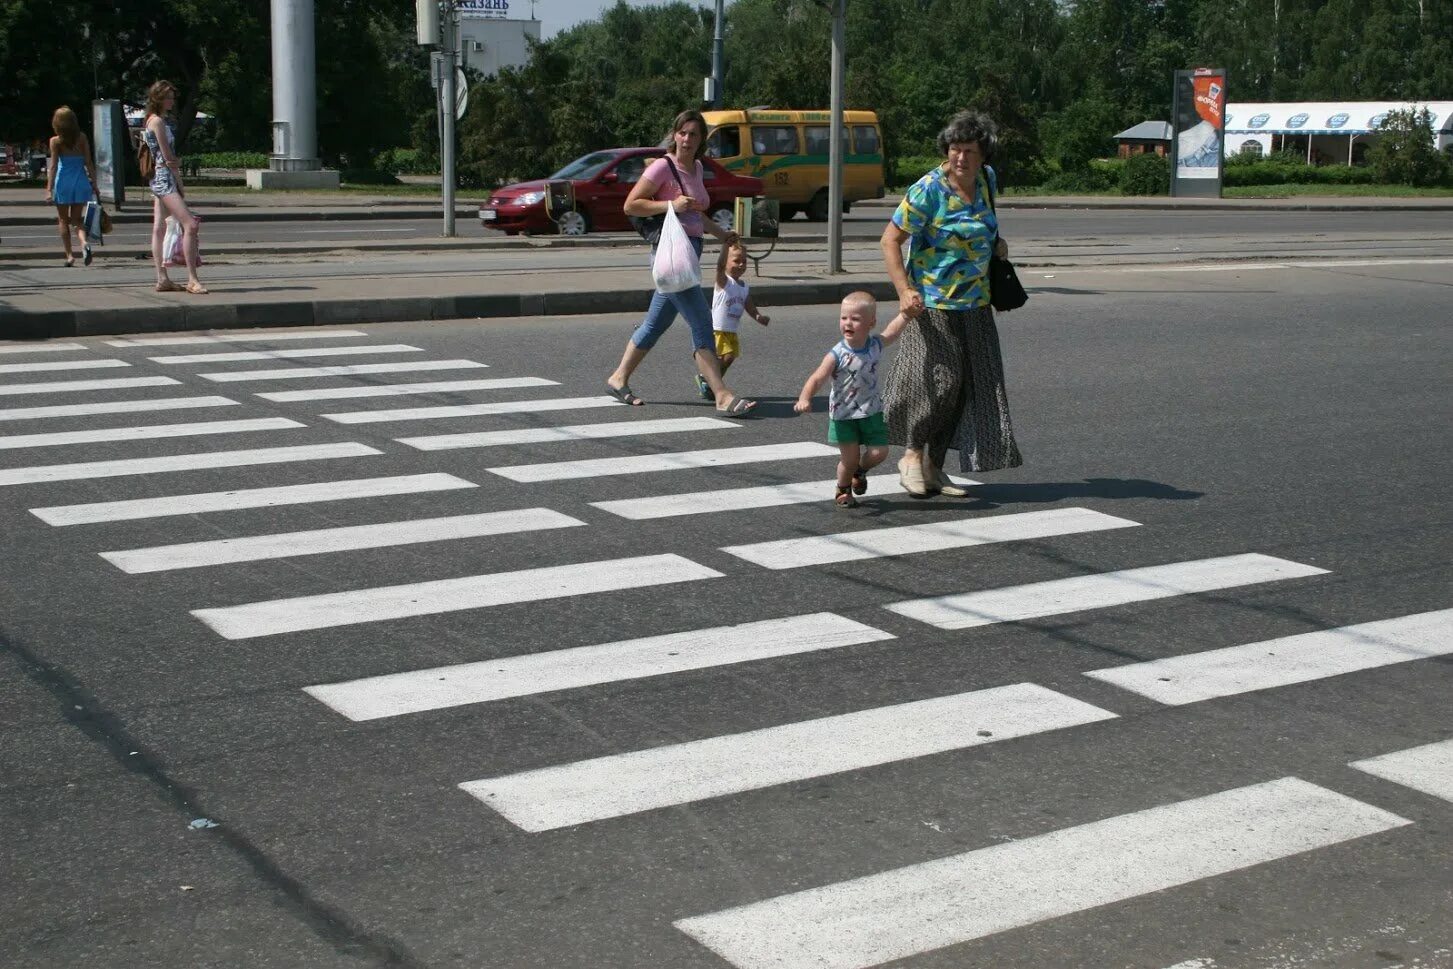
[630,235,714,352]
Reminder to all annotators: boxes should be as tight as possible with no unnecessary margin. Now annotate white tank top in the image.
[712,275,749,333]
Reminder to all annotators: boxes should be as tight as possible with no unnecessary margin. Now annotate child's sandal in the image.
[835,485,859,509]
[852,469,868,495]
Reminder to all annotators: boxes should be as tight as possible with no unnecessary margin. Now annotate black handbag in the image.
[627,156,689,245]
[984,169,1028,312]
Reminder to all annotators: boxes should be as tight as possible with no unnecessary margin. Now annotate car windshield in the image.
[550,151,620,181]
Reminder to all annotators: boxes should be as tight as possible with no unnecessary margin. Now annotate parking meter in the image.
[545,180,575,228]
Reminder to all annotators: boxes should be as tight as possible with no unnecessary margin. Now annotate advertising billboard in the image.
[91,100,127,207]
[1170,68,1226,198]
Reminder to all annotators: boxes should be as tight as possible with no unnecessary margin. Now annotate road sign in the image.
[455,68,469,119]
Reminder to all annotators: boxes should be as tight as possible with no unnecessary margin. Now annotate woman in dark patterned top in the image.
[878,109,1022,498]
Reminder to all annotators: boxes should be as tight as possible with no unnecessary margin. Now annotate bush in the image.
[1041,158,1122,193]
[339,168,401,186]
[1223,161,1380,187]
[190,151,269,169]
[1369,108,1451,187]
[889,155,941,187]
[375,146,438,176]
[1120,152,1169,195]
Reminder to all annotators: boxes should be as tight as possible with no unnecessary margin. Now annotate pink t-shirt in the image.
[643,155,708,237]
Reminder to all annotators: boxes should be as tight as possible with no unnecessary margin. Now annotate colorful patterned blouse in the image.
[892,165,999,310]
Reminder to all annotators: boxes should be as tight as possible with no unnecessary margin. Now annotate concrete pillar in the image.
[248,0,339,189]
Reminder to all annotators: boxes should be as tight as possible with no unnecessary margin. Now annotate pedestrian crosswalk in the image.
[3,328,1447,969]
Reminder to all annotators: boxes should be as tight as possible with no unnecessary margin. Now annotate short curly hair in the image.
[936,110,998,159]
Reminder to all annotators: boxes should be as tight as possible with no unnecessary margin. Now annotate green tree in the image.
[1368,107,1449,186]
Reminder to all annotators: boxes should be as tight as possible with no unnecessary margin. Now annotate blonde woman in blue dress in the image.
[44,107,98,267]
[142,80,207,294]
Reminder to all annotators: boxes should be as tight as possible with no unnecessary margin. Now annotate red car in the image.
[480,147,764,236]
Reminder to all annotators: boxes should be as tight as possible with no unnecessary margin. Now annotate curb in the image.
[0,280,901,339]
[1,207,478,228]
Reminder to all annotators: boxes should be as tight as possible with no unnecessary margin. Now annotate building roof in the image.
[1225,101,1453,136]
[1114,121,1173,141]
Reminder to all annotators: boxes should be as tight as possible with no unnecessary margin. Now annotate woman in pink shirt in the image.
[606,109,755,416]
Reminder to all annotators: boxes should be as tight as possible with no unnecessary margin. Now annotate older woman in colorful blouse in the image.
[879,109,1022,498]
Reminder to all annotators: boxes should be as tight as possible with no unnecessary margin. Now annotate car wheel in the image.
[805,190,829,222]
[558,209,590,236]
[709,207,734,233]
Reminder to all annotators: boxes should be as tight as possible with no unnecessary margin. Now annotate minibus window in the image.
[750,126,799,155]
[706,126,741,159]
[853,125,880,155]
[805,126,849,156]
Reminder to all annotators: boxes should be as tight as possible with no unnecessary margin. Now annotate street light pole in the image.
[440,2,458,238]
[710,0,725,108]
[827,0,846,273]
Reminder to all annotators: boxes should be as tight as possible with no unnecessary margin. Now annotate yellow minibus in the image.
[702,109,885,221]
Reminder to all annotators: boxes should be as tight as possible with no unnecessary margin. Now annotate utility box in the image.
[545,180,575,222]
[734,196,780,239]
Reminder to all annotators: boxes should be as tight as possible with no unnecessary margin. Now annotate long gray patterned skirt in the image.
[883,304,1023,473]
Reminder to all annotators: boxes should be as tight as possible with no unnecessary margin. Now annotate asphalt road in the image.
[2,260,1451,969]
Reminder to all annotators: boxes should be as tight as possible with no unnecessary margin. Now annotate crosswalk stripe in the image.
[1083,608,1453,705]
[0,342,88,354]
[0,442,379,487]
[592,473,980,520]
[673,777,1410,969]
[460,684,1117,832]
[323,394,625,425]
[722,508,1139,571]
[0,376,180,397]
[149,344,423,364]
[257,377,558,402]
[0,359,129,375]
[199,360,489,382]
[31,472,474,526]
[101,508,584,574]
[886,553,1329,630]
[0,416,302,451]
[305,612,896,721]
[400,416,737,451]
[192,553,722,640]
[106,329,368,346]
[490,442,839,483]
[1350,739,1453,804]
[0,396,240,422]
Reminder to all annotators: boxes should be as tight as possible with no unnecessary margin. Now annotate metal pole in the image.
[441,2,457,237]
[711,0,725,109]
[827,0,845,273]
[269,0,320,171]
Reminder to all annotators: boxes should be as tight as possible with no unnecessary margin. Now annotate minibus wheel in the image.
[805,190,829,222]
[558,210,590,235]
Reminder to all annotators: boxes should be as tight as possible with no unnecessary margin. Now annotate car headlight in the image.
[515,191,546,206]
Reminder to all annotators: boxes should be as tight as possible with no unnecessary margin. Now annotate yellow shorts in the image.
[714,331,740,359]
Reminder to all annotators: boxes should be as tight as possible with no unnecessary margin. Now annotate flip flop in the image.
[716,396,757,418]
[606,382,644,406]
[185,282,210,295]
[154,279,181,292]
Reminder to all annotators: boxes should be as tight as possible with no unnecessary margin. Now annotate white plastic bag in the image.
[651,205,700,294]
[163,216,185,266]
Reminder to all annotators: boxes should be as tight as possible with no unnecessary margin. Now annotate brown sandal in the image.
[835,485,859,509]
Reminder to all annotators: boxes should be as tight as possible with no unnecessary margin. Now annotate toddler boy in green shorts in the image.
[794,291,913,507]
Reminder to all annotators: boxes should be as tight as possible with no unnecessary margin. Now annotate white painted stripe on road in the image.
[0,342,88,354]
[0,376,180,396]
[1350,739,1453,804]
[0,396,240,422]
[592,473,980,520]
[0,442,379,487]
[192,553,722,640]
[0,359,129,374]
[306,612,896,721]
[106,329,368,346]
[149,344,423,364]
[199,359,489,382]
[461,684,1117,832]
[323,394,624,425]
[490,442,840,483]
[31,472,474,526]
[674,777,1410,969]
[400,416,736,451]
[258,376,558,402]
[887,554,1329,630]
[0,416,302,451]
[722,508,1139,571]
[1084,609,1453,706]
[102,508,584,573]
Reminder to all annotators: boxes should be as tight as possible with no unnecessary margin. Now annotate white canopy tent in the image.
[1224,101,1453,164]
